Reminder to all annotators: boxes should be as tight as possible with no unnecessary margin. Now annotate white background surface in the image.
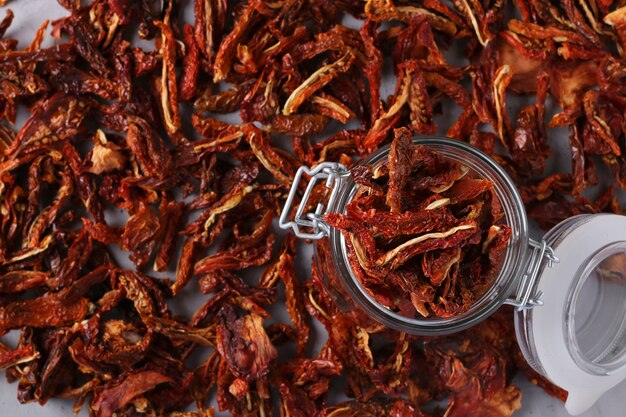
[1,1,625,416]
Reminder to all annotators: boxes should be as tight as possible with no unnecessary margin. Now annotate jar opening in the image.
[327,137,530,335]
[565,241,626,375]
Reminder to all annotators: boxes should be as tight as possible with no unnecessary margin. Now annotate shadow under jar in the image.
[279,136,626,416]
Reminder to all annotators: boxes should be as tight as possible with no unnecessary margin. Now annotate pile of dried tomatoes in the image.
[0,0,624,416]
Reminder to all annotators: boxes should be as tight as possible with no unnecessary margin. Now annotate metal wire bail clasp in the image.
[505,238,560,311]
[279,162,350,240]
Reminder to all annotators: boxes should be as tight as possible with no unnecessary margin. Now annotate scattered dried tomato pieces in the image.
[1,0,624,415]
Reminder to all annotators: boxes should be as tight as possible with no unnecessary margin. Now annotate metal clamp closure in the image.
[279,162,349,240]
[505,238,559,310]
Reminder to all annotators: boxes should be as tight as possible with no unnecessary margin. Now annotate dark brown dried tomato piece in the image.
[91,371,173,417]
[216,304,277,382]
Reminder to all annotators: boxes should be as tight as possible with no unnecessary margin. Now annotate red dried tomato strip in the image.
[385,128,414,213]
[0,294,89,331]
[0,344,39,370]
[260,235,310,355]
[180,24,201,102]
[444,178,494,204]
[121,202,160,269]
[155,18,182,135]
[0,9,14,39]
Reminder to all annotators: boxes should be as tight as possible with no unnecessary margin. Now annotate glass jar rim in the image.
[326,136,530,335]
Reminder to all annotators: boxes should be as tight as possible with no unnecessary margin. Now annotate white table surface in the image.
[1,1,625,416]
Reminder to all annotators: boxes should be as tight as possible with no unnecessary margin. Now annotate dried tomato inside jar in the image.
[282,129,533,334]
[324,129,513,321]
[280,129,626,415]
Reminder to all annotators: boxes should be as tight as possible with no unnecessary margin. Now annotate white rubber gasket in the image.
[532,214,626,415]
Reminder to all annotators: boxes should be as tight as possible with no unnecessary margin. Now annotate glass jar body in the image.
[315,137,531,335]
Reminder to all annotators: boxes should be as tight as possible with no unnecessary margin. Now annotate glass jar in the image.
[279,137,626,415]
